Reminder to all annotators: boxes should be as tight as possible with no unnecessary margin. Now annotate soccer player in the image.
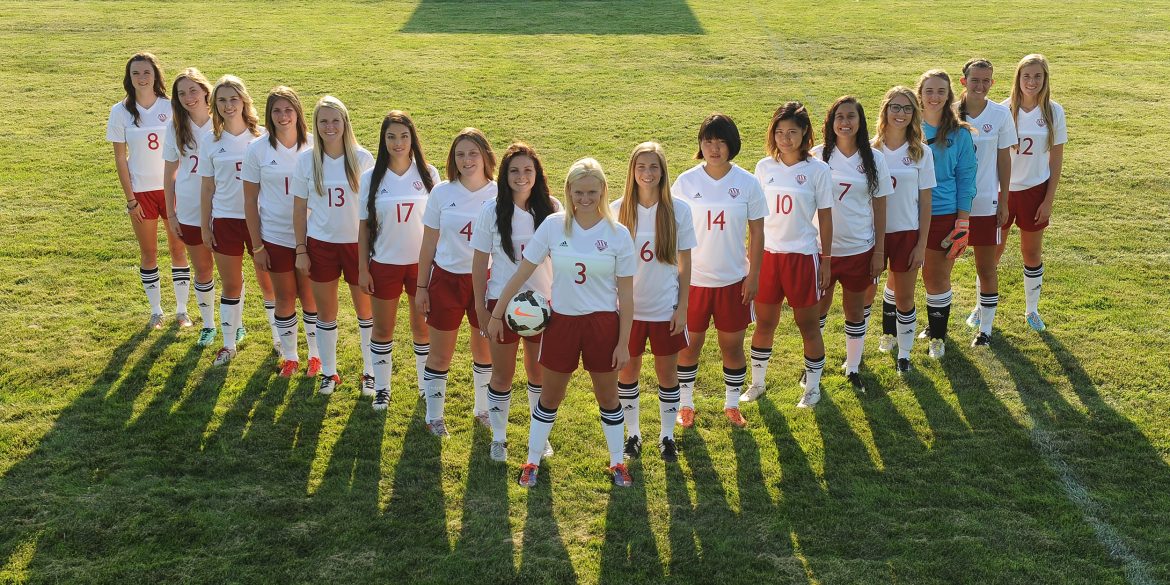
[291,96,376,395]
[198,75,267,366]
[243,86,320,377]
[473,142,559,460]
[162,67,216,343]
[415,129,497,437]
[997,54,1066,332]
[487,158,636,489]
[812,96,893,394]
[107,52,187,329]
[958,59,1017,346]
[358,111,440,410]
[671,114,766,428]
[917,69,977,358]
[744,102,834,408]
[869,87,935,373]
[611,142,695,462]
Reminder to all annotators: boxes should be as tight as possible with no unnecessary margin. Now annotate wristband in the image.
[253,245,265,253]
[416,284,428,289]
[295,243,308,251]
[296,251,307,256]
[126,200,139,209]
[490,315,502,321]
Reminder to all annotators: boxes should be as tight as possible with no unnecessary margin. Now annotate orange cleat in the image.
[306,357,322,377]
[677,406,695,428]
[724,407,747,428]
[609,463,633,487]
[278,360,300,378]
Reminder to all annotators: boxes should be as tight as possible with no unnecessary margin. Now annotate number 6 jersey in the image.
[359,161,441,265]
[609,198,697,322]
[670,163,768,288]
[523,213,636,316]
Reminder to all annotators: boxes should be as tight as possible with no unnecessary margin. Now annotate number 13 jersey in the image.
[291,148,375,244]
[523,214,636,317]
[670,163,767,288]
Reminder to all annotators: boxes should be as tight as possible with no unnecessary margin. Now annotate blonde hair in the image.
[311,96,362,196]
[618,142,677,265]
[1009,54,1057,150]
[210,75,261,140]
[873,86,926,163]
[563,157,614,234]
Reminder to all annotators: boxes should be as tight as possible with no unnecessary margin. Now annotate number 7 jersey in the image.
[670,163,767,288]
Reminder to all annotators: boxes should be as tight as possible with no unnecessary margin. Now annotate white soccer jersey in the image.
[812,145,894,257]
[472,199,561,301]
[359,161,441,265]
[880,143,937,233]
[670,163,768,288]
[106,98,171,192]
[754,156,834,255]
[291,148,375,243]
[524,213,636,316]
[422,180,497,274]
[198,129,265,220]
[608,198,698,322]
[162,117,212,227]
[1002,99,1068,191]
[242,136,312,248]
[966,100,1017,216]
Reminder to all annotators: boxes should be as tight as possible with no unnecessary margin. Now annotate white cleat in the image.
[797,384,821,408]
[740,383,766,403]
[928,338,946,359]
[965,308,980,329]
[490,441,507,462]
[878,334,896,353]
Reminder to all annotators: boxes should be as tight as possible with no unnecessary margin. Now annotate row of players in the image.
[107,53,1066,487]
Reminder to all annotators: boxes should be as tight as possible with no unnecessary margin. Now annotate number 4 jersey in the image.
[359,161,441,265]
[670,163,767,288]
[753,155,834,255]
[106,98,171,192]
[523,213,636,317]
[422,180,497,274]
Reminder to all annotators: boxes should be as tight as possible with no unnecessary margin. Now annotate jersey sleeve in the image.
[918,146,938,190]
[470,203,495,253]
[813,164,835,210]
[240,141,261,183]
[357,170,373,221]
[522,217,554,264]
[874,153,894,197]
[998,110,1018,149]
[954,130,978,213]
[1052,103,1069,146]
[162,124,180,162]
[426,164,442,189]
[358,148,376,173]
[614,224,638,278]
[421,186,443,229]
[106,104,126,143]
[746,178,768,220]
[675,200,698,251]
[290,153,311,199]
[669,176,683,198]
[197,139,215,178]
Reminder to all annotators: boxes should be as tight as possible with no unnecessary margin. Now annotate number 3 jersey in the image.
[359,161,441,265]
[608,199,697,322]
[242,135,313,248]
[811,145,894,257]
[471,198,561,301]
[291,147,375,243]
[523,213,637,317]
[753,155,834,255]
[422,180,497,274]
[106,98,171,192]
[670,163,768,288]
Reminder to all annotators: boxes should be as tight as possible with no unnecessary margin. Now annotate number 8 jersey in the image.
[359,161,441,264]
[670,163,768,288]
[291,148,375,243]
[523,214,637,316]
[106,99,171,192]
[753,155,834,255]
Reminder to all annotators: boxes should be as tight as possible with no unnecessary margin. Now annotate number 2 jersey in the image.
[753,155,834,255]
[609,198,697,322]
[523,214,636,317]
[670,163,767,288]
[359,161,441,265]
[1001,99,1068,191]
[811,145,894,257]
[422,180,498,274]
[471,198,561,301]
[106,98,171,193]
[162,117,212,227]
[291,148,376,243]
[242,135,313,248]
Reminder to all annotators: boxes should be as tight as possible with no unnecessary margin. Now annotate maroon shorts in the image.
[757,251,821,309]
[926,213,958,252]
[211,218,253,257]
[263,241,297,273]
[1006,181,1050,232]
[539,311,618,373]
[629,320,688,357]
[829,248,875,293]
[884,230,919,273]
[968,215,1002,246]
[133,190,167,221]
[307,237,359,285]
[487,298,544,345]
[179,223,204,247]
[426,264,480,331]
[687,281,753,333]
[370,261,419,300]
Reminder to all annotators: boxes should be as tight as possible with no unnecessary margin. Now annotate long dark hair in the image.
[366,110,435,244]
[821,95,880,195]
[496,142,555,262]
[121,52,167,127]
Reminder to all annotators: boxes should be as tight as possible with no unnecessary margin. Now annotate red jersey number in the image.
[838,182,852,201]
[707,209,726,231]
[1019,137,1034,156]
[891,177,898,190]
[327,187,346,207]
[640,241,654,262]
[188,155,199,174]
[574,262,587,284]
[396,202,415,223]
[775,194,793,215]
[147,133,159,150]
[459,221,473,241]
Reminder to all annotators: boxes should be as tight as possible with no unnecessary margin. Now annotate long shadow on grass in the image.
[599,454,663,584]
[448,423,516,582]
[517,465,577,584]
[401,0,704,35]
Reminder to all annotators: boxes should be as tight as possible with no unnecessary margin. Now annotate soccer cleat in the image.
[197,327,217,347]
[918,326,931,340]
[797,384,821,408]
[306,357,322,377]
[966,307,980,328]
[659,436,678,463]
[489,441,507,462]
[724,407,747,428]
[474,411,491,429]
[972,332,992,347]
[609,463,633,488]
[623,435,642,459]
[149,313,165,330]
[373,388,390,411]
[273,342,281,355]
[928,338,946,359]
[318,374,340,396]
[235,325,247,344]
[427,418,450,438]
[176,313,193,328]
[847,371,865,394]
[278,360,300,378]
[518,463,539,488]
[211,347,236,366]
[896,358,912,374]
[878,334,896,353]
[740,383,766,403]
[361,374,376,397]
[542,440,555,459]
[1026,312,1046,332]
[677,406,695,429]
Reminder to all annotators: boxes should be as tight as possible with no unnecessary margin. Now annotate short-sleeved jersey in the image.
[670,163,768,288]
[162,118,212,226]
[198,129,265,220]
[965,100,1018,216]
[472,199,561,301]
[290,148,375,244]
[359,161,441,265]
[1002,99,1068,191]
[107,98,171,192]
[880,143,937,233]
[812,145,894,257]
[242,136,312,248]
[608,198,698,322]
[523,214,636,316]
[754,156,835,255]
[422,180,497,274]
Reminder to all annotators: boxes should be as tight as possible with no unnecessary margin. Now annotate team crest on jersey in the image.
[728,187,740,198]
[982,123,993,133]
[1037,118,1047,127]
[796,174,807,185]
[902,156,913,166]
[158,113,168,122]
[413,180,424,190]
[595,240,608,251]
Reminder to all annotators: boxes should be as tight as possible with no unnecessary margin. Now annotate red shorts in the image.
[307,237,359,285]
[539,311,618,373]
[926,213,957,252]
[487,298,544,345]
[884,230,919,273]
[263,241,297,273]
[687,281,753,333]
[370,261,419,300]
[179,223,204,247]
[629,320,688,357]
[211,218,253,257]
[968,215,1002,246]
[1006,181,1050,232]
[133,190,167,220]
[829,248,875,293]
[426,264,480,331]
[757,251,820,309]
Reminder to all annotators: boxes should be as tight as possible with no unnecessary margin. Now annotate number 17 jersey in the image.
[359,161,440,265]
[671,163,767,288]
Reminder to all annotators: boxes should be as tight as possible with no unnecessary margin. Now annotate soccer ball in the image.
[504,290,551,337]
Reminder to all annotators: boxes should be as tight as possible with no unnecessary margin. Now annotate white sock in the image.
[472,362,492,415]
[195,280,216,327]
[749,346,772,389]
[819,313,828,334]
[423,367,448,422]
[723,366,745,409]
[413,342,429,396]
[618,382,641,439]
[1024,264,1043,315]
[527,401,557,465]
[804,355,825,390]
[172,266,191,314]
[896,308,916,359]
[276,313,299,361]
[140,267,163,315]
[844,319,866,373]
[678,364,698,409]
[302,311,319,359]
[979,292,998,336]
[371,339,393,398]
[527,382,542,414]
[220,296,241,350]
[487,384,511,443]
[316,320,338,376]
[264,300,278,347]
[357,317,373,377]
[599,404,626,467]
[863,304,872,331]
[658,385,680,440]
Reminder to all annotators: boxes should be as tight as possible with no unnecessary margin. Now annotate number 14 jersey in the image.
[671,163,767,288]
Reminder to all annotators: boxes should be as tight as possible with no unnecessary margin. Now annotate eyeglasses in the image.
[888,104,915,114]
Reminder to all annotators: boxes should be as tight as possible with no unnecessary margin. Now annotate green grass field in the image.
[2,1,1169,583]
